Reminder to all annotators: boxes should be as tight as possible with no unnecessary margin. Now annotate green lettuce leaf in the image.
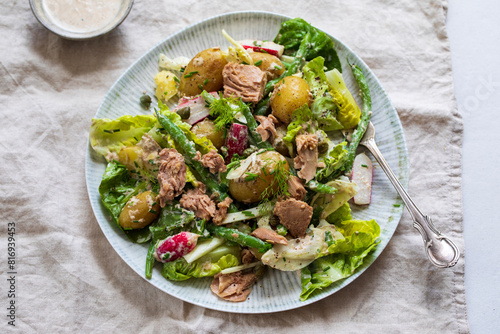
[273,18,341,72]
[98,161,150,243]
[161,244,241,281]
[300,242,378,301]
[283,104,313,155]
[326,202,352,226]
[315,141,348,181]
[327,219,380,254]
[90,115,158,159]
[325,69,361,129]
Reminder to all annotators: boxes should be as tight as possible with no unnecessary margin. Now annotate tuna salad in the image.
[89,18,380,303]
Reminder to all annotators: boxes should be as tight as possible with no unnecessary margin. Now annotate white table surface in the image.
[447,1,500,332]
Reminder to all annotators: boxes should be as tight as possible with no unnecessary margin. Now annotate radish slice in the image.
[154,232,199,263]
[174,92,219,126]
[239,40,285,57]
[352,152,373,205]
[225,123,248,162]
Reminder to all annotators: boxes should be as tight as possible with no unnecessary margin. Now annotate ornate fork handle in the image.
[362,137,460,268]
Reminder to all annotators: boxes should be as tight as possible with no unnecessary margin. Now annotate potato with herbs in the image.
[119,191,160,229]
[191,119,225,150]
[179,47,228,97]
[270,76,312,124]
[250,52,285,80]
[229,151,289,203]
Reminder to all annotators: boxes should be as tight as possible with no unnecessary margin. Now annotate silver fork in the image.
[360,122,460,268]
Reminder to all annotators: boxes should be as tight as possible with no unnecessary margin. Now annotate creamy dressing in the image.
[42,0,123,33]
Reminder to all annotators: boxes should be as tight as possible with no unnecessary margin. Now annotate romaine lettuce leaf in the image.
[283,104,313,155]
[327,219,380,254]
[98,161,150,243]
[326,202,352,226]
[300,242,378,301]
[315,141,348,181]
[325,69,361,129]
[299,218,380,300]
[90,115,158,159]
[274,18,341,72]
[161,244,241,281]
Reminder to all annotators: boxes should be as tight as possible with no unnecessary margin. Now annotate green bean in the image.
[307,180,337,194]
[145,241,155,279]
[154,110,226,200]
[207,225,272,253]
[240,104,273,150]
[343,62,372,173]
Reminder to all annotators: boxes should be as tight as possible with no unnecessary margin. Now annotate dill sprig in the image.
[260,159,290,201]
[207,94,247,130]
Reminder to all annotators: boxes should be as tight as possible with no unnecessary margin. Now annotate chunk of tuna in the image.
[223,62,267,103]
[273,198,313,238]
[287,175,307,201]
[210,268,262,302]
[201,149,227,174]
[251,227,288,245]
[157,148,187,207]
[294,133,318,182]
[179,186,216,221]
[255,115,279,142]
[212,197,233,225]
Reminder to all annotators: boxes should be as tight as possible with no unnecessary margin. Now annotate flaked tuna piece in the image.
[294,133,318,182]
[223,62,267,103]
[212,197,233,225]
[287,175,307,201]
[274,198,313,238]
[241,249,256,264]
[210,267,263,302]
[255,115,279,142]
[157,148,187,207]
[179,186,216,221]
[200,149,227,174]
[251,227,288,245]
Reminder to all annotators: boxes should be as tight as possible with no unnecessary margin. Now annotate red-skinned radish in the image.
[175,92,219,125]
[239,40,285,57]
[352,152,373,205]
[225,123,248,162]
[154,232,199,263]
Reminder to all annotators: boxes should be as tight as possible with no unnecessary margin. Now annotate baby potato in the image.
[191,119,225,150]
[271,76,312,124]
[117,145,143,170]
[179,47,228,97]
[250,52,285,80]
[229,151,289,203]
[119,191,160,229]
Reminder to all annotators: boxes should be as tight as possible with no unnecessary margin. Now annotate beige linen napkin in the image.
[0,0,467,332]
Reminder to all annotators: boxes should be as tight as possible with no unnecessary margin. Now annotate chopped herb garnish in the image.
[274,65,282,70]
[103,129,112,134]
[198,84,203,91]
[173,76,180,83]
[184,71,198,78]
[242,210,255,217]
[282,257,286,262]
[393,204,401,207]
[361,164,368,168]
[254,60,263,66]
[245,172,259,181]
[149,209,157,214]
[180,67,185,73]
[203,78,209,85]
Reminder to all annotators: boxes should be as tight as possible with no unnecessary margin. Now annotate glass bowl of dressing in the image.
[30,0,134,40]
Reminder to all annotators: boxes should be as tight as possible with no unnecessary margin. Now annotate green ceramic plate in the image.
[86,11,409,313]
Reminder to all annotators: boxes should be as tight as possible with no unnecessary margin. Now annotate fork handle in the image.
[362,138,460,268]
